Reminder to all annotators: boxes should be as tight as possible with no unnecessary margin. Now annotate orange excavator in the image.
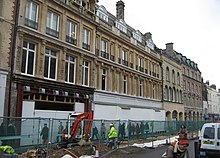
[59,111,93,147]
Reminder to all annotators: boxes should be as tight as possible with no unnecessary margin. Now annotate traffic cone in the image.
[94,146,99,158]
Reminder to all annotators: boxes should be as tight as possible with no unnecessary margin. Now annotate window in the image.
[66,20,77,45]
[46,11,59,37]
[122,49,128,66]
[152,63,156,77]
[21,41,36,75]
[166,67,170,81]
[153,83,156,99]
[96,6,108,22]
[123,76,127,94]
[140,80,143,97]
[115,19,127,33]
[82,27,90,51]
[82,60,89,86]
[44,48,57,80]
[132,30,142,43]
[177,72,180,85]
[165,86,168,100]
[25,0,38,29]
[101,39,108,58]
[65,55,76,83]
[102,69,107,90]
[172,70,175,83]
[110,43,115,61]
[204,127,214,139]
[188,82,190,91]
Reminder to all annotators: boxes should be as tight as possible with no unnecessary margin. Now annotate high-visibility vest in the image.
[108,126,117,138]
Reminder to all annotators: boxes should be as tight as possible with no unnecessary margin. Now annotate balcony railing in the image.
[46,27,59,38]
[145,69,148,74]
[95,49,99,57]
[136,65,144,72]
[66,35,77,45]
[101,51,109,59]
[110,55,115,61]
[25,18,38,30]
[82,43,90,51]
[118,58,121,64]
[122,60,128,67]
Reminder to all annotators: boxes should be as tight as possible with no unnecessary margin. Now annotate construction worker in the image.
[162,139,190,158]
[107,123,118,149]
[162,125,190,158]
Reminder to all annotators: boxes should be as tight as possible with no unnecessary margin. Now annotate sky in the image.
[97,0,220,89]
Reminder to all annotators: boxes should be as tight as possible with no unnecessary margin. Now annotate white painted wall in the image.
[93,91,165,121]
[0,71,8,117]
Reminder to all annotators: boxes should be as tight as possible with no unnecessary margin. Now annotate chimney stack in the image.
[210,84,216,90]
[144,32,152,40]
[206,80,209,86]
[165,43,174,55]
[116,0,125,20]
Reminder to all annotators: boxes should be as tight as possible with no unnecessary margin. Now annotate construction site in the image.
[0,115,204,158]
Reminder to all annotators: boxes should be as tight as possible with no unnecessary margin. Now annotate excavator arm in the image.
[70,111,93,140]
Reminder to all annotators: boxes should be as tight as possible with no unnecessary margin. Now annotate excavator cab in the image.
[60,111,93,147]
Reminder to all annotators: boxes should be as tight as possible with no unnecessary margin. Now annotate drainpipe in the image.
[8,0,20,116]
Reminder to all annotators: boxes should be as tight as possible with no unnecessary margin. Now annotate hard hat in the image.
[109,123,113,126]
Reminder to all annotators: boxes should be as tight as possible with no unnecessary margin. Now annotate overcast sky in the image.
[98,0,220,89]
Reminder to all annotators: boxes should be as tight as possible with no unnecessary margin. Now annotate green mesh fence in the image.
[0,117,206,153]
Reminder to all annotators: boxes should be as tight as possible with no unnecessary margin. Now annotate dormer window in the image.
[132,30,142,43]
[146,38,154,50]
[96,5,108,22]
[115,19,127,33]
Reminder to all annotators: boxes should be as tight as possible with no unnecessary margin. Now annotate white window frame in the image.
[65,55,76,84]
[122,49,127,61]
[83,27,90,45]
[82,60,90,86]
[66,20,77,39]
[101,39,107,52]
[47,11,59,31]
[21,41,36,76]
[25,0,38,23]
[44,48,57,80]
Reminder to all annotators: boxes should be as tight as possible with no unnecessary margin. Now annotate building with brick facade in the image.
[0,0,17,117]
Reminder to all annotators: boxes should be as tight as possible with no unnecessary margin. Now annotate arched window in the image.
[165,85,168,100]
[166,67,170,81]
[172,70,175,83]
[169,87,172,101]
[176,89,179,102]
[180,90,182,103]
[173,87,176,102]
[177,72,180,85]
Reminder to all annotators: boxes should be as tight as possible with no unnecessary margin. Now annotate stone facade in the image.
[176,53,203,120]
[161,43,184,121]
[0,0,16,116]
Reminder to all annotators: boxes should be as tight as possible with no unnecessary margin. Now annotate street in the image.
[134,140,196,158]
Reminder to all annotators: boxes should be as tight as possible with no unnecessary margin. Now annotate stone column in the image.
[39,39,46,78]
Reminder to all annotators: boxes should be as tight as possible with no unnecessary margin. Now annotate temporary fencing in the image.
[0,116,206,155]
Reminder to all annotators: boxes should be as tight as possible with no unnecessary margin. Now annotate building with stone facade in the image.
[161,43,184,121]
[176,52,203,120]
[7,0,164,120]
[94,1,164,120]
[0,0,17,117]
[203,81,220,121]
